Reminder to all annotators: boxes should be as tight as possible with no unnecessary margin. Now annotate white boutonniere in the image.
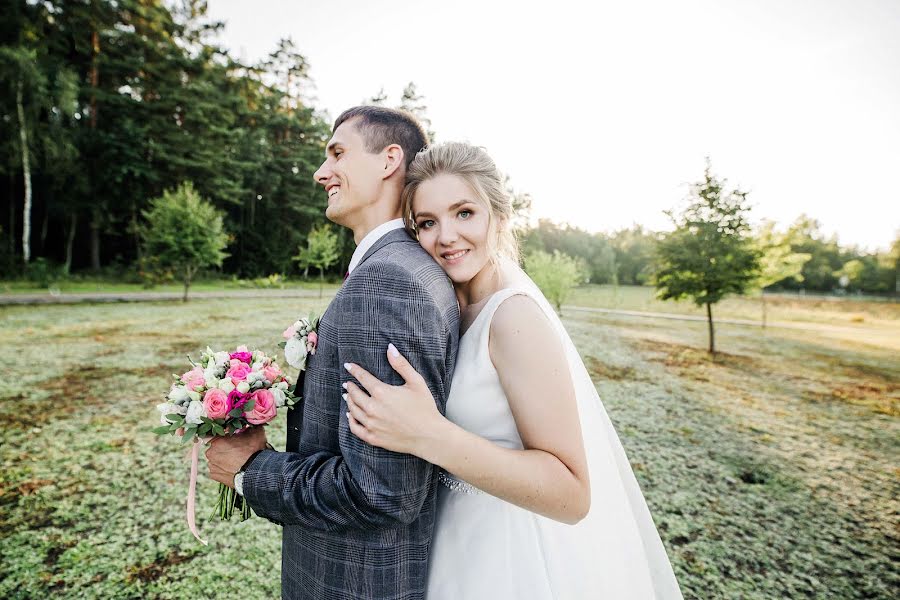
[279,312,320,371]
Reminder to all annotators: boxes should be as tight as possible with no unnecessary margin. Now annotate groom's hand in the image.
[205,427,268,488]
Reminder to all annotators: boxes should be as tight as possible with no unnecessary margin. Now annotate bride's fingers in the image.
[386,343,427,388]
[343,392,368,426]
[346,408,371,443]
[343,362,385,395]
[343,381,372,414]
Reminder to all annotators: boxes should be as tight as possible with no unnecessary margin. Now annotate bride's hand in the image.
[342,344,445,457]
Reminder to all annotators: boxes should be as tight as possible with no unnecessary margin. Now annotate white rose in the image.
[203,364,219,386]
[217,378,235,393]
[236,381,250,394]
[214,351,230,367]
[187,390,201,403]
[275,381,289,391]
[168,386,190,404]
[185,400,207,425]
[284,337,308,370]
[245,371,263,385]
[271,387,286,408]
[156,402,186,424]
[251,361,265,372]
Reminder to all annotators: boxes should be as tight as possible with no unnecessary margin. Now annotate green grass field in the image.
[0,288,897,598]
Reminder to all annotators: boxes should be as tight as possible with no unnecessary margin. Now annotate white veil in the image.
[501,260,683,599]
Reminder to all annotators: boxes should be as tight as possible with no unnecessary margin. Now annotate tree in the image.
[654,159,760,354]
[889,232,900,295]
[504,175,532,233]
[834,259,865,293]
[611,225,657,285]
[293,223,340,297]
[782,215,843,291]
[399,82,434,141]
[140,182,230,301]
[366,87,388,106]
[521,219,618,284]
[753,221,811,327]
[0,44,42,265]
[365,82,435,141]
[524,249,585,315]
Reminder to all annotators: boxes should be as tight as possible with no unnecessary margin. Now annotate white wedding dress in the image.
[426,265,683,599]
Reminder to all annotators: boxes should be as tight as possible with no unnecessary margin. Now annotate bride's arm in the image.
[343,295,590,525]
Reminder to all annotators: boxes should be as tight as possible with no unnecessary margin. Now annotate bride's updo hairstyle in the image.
[401,142,519,263]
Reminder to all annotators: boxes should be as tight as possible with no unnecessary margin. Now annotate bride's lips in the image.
[441,249,469,265]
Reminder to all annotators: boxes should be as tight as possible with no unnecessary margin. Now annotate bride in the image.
[341,142,682,599]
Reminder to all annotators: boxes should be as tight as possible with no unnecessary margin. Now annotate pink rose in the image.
[307,331,318,355]
[245,389,277,425]
[203,388,230,420]
[263,364,282,382]
[227,362,252,383]
[180,366,205,391]
[282,324,298,340]
[230,350,253,364]
[236,345,249,353]
[228,389,250,411]
[229,358,242,369]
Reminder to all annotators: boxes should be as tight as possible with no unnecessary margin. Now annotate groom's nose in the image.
[313,160,331,186]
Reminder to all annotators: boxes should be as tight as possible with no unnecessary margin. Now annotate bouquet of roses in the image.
[154,344,296,544]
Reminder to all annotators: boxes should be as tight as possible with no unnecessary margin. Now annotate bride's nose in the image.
[438,223,459,246]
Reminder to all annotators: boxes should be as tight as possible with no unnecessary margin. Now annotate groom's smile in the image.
[313,117,392,232]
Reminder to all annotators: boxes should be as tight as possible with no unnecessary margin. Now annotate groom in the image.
[206,106,459,599]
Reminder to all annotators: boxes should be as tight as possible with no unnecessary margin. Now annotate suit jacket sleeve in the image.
[242,260,454,531]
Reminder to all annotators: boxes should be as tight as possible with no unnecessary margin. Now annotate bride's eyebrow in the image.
[448,199,475,211]
[414,200,476,221]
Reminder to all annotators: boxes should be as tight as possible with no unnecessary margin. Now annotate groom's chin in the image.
[324,203,343,225]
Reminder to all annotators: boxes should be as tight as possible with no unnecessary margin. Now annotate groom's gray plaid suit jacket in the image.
[243,227,459,600]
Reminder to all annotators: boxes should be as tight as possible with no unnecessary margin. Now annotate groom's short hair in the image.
[334,106,429,171]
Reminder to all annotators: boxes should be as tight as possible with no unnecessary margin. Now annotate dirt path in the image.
[563,305,869,333]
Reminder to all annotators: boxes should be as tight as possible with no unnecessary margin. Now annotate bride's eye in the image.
[458,210,472,220]
[418,219,435,230]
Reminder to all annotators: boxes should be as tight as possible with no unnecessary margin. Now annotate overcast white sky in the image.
[206,0,899,251]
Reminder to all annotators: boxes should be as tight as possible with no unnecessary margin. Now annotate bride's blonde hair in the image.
[401,142,519,263]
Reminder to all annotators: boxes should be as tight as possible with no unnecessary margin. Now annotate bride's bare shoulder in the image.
[489,292,557,353]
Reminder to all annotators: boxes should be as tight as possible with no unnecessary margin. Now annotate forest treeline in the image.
[2,1,896,294]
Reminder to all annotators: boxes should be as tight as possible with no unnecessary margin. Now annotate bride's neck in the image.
[454,260,505,311]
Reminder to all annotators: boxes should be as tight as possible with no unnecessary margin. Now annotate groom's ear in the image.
[381,144,405,180]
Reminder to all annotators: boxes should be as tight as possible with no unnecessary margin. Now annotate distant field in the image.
[0,290,897,598]
[568,284,900,324]
[567,285,900,352]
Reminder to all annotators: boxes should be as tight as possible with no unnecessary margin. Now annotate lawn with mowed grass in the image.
[0,288,897,598]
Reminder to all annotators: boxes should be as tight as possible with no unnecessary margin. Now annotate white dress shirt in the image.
[347,218,405,275]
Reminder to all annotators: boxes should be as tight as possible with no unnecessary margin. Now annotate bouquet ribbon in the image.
[187,436,212,545]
